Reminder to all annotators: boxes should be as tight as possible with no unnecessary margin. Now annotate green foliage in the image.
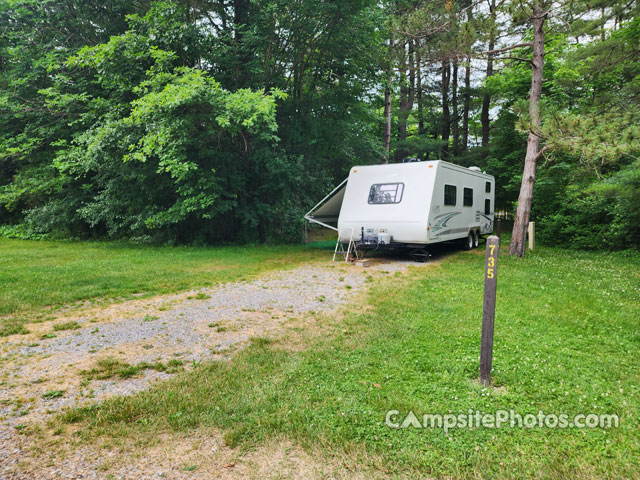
[542,110,640,175]
[485,8,639,249]
[534,15,639,249]
[483,111,527,211]
[0,224,49,240]
[0,0,383,243]
[49,61,286,241]
[537,160,640,249]
[0,0,637,249]
[0,0,147,224]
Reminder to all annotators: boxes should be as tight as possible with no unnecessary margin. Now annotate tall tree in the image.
[462,57,471,152]
[441,60,451,158]
[481,0,497,159]
[451,57,460,157]
[383,34,394,163]
[416,44,425,136]
[461,3,474,152]
[382,12,395,164]
[509,2,548,256]
[396,40,416,162]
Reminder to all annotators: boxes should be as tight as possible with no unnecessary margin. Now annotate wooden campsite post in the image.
[495,218,502,238]
[480,235,499,386]
[527,221,535,251]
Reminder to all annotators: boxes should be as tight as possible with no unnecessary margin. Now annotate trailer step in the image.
[333,228,359,262]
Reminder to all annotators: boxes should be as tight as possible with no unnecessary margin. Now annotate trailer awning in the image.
[304,178,347,231]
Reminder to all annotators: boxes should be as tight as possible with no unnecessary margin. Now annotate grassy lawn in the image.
[57,244,640,479]
[0,238,326,333]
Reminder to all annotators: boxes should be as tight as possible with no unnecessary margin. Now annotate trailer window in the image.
[486,181,491,193]
[485,199,491,215]
[463,188,473,207]
[444,185,457,206]
[368,183,404,204]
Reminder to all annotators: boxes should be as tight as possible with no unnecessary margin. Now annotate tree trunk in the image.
[462,56,471,152]
[395,41,415,163]
[383,84,392,163]
[481,0,496,159]
[382,33,394,164]
[417,45,424,136]
[509,5,546,257]
[452,57,460,158]
[395,44,407,163]
[441,60,451,158]
[462,6,472,152]
[233,0,251,88]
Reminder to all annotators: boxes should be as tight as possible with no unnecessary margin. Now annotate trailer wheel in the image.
[473,231,479,248]
[463,233,474,251]
[410,248,430,262]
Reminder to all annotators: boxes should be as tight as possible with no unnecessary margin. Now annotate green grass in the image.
[42,390,65,399]
[187,293,211,300]
[59,245,640,478]
[52,321,81,331]
[0,239,326,333]
[80,357,184,380]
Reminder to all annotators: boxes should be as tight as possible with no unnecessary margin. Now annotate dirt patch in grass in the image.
[10,428,404,480]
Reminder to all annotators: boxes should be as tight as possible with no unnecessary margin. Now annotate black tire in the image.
[473,231,479,248]
[463,233,474,251]
[410,248,430,262]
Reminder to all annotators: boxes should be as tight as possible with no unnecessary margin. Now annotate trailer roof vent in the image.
[468,166,482,172]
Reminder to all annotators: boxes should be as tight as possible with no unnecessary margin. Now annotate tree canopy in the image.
[0,0,638,248]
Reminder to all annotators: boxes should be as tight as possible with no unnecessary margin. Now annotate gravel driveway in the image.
[0,257,427,479]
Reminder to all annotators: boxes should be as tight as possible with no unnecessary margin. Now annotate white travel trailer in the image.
[305,160,495,256]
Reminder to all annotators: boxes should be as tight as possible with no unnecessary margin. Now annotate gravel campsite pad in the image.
[0,258,427,479]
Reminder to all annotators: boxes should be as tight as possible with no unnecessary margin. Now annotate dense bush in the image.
[0,0,381,244]
[537,161,640,249]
